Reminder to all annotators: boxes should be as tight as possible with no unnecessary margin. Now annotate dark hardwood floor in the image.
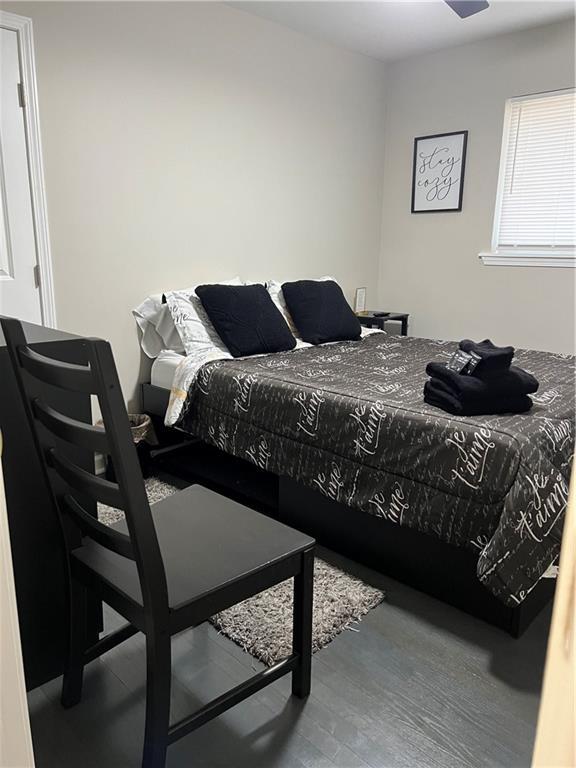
[27,545,551,768]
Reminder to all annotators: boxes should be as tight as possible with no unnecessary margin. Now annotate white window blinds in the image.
[495,89,575,254]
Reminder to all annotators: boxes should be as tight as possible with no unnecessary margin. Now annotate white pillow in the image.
[164,277,243,356]
[133,294,185,358]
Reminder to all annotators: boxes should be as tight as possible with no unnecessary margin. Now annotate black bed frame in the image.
[141,382,554,638]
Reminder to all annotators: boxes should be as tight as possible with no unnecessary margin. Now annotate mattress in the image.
[150,350,185,390]
[174,333,575,607]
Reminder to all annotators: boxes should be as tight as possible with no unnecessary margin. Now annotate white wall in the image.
[4,1,387,406]
[3,4,574,399]
[379,21,575,354]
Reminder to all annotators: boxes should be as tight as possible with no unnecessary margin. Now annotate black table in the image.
[0,320,101,690]
[358,312,409,336]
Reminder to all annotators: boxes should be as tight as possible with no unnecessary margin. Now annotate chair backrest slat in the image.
[19,346,96,393]
[1,317,169,620]
[33,399,109,453]
[48,448,123,508]
[64,495,135,560]
[87,339,169,620]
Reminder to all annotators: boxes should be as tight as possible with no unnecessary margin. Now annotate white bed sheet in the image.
[150,350,186,390]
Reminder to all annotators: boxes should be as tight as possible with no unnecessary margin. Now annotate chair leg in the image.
[61,578,87,708]
[292,547,314,698]
[143,630,171,768]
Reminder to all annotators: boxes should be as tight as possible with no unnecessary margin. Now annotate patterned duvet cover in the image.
[175,334,574,606]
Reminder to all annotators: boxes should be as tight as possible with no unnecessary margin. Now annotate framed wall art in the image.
[411,130,468,213]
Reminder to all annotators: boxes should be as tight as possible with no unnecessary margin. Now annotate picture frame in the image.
[411,130,468,213]
[354,287,366,313]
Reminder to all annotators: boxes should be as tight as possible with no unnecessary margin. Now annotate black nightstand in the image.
[357,312,409,336]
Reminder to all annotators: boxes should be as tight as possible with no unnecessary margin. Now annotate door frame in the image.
[0,11,56,327]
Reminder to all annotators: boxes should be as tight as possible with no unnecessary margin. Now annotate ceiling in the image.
[232,1,574,62]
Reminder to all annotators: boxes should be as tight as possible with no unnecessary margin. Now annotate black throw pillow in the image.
[195,283,296,358]
[281,280,361,345]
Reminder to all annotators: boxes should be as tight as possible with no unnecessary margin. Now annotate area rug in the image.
[99,477,385,665]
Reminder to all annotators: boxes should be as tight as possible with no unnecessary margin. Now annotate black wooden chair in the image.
[1,317,315,768]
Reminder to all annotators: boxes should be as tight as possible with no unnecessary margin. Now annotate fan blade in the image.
[445,0,489,18]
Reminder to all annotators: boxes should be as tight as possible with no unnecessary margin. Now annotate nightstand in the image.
[357,311,409,336]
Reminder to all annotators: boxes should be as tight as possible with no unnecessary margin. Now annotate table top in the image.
[0,318,83,347]
[357,311,409,319]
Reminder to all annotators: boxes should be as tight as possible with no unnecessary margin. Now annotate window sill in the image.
[479,251,575,268]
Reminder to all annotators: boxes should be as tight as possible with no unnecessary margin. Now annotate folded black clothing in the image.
[425,362,539,403]
[459,338,515,376]
[424,380,533,416]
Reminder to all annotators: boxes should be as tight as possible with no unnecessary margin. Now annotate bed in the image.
[134,277,573,634]
[142,331,573,635]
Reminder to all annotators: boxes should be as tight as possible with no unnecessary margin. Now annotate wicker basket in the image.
[100,413,156,480]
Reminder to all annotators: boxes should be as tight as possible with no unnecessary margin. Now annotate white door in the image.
[0,26,42,323]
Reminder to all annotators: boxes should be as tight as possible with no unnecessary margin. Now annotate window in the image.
[481,89,575,267]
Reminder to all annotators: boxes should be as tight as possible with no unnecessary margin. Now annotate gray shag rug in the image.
[98,476,172,526]
[99,477,385,665]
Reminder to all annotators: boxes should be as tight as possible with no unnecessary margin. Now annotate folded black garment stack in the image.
[424,339,539,417]
[425,362,539,405]
[459,338,515,377]
[424,379,533,417]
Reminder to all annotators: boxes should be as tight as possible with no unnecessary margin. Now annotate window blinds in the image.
[496,90,575,252]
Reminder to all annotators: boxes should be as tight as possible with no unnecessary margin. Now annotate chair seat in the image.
[72,485,313,614]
